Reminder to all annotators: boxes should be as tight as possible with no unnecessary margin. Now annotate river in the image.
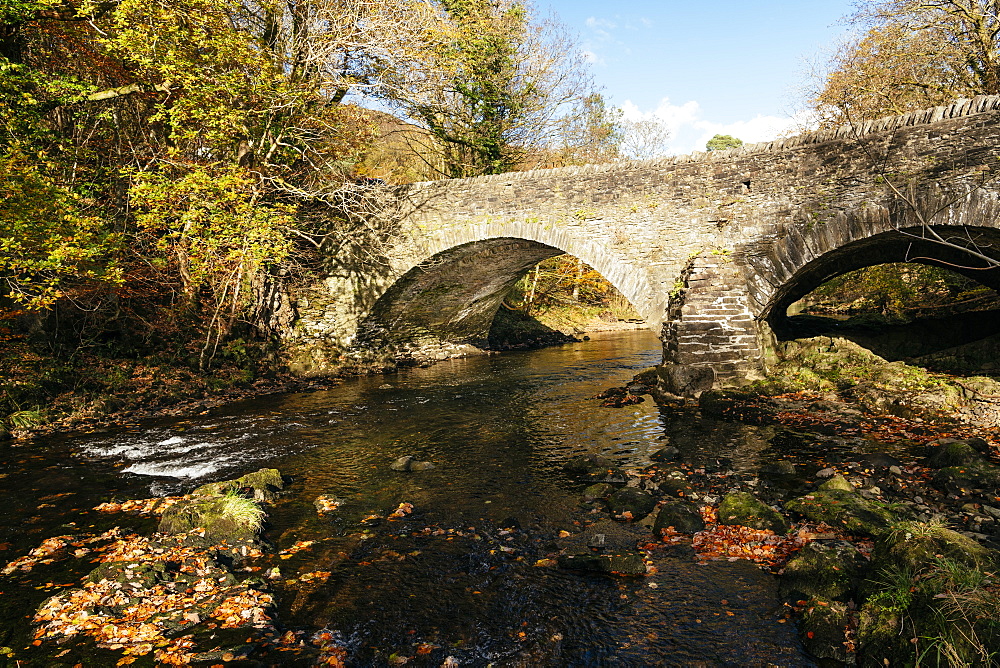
[0,330,811,666]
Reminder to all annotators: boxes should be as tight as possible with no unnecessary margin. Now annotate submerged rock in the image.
[390,455,435,472]
[607,487,657,519]
[556,551,647,575]
[555,520,648,575]
[717,492,788,534]
[581,482,613,502]
[799,599,853,664]
[649,446,680,463]
[563,453,614,476]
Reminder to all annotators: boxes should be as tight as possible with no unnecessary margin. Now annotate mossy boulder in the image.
[872,522,992,574]
[159,495,265,543]
[717,492,788,533]
[932,462,1000,493]
[193,468,284,502]
[652,500,704,535]
[698,389,773,420]
[818,474,854,492]
[785,483,896,537]
[799,599,853,664]
[607,487,657,519]
[779,540,865,602]
[925,438,988,468]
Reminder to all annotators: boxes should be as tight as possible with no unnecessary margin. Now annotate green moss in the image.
[875,521,992,574]
[781,540,865,602]
[859,533,1000,666]
[717,491,788,533]
[194,468,284,502]
[785,488,897,537]
[818,474,854,492]
[158,494,266,543]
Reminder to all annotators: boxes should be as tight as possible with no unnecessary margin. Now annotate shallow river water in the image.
[0,330,813,666]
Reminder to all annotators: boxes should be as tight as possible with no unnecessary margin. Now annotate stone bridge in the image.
[290,95,1000,394]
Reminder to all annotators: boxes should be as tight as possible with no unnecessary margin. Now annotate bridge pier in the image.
[657,252,766,396]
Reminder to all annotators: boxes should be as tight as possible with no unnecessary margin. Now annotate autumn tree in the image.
[382,0,597,178]
[548,92,623,166]
[619,117,673,160]
[813,0,1000,127]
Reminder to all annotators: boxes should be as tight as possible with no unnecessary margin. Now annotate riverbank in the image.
[616,335,1000,664]
[2,304,651,441]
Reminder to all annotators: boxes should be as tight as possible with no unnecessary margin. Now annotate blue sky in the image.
[537,1,858,154]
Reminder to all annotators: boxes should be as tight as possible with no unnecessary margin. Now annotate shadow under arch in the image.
[355,236,652,351]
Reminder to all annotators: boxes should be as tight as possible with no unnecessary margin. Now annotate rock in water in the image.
[193,468,284,502]
[390,456,414,471]
[652,500,705,535]
[390,455,435,472]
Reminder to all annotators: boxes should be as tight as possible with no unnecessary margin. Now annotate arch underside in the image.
[355,238,568,350]
[764,225,1000,336]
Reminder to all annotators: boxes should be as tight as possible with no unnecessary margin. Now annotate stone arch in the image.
[356,223,659,351]
[744,191,1000,333]
[401,221,660,323]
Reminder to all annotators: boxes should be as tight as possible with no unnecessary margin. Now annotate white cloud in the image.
[585,17,617,30]
[580,49,604,65]
[620,97,813,156]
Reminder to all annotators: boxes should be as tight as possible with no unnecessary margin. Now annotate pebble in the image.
[816,468,836,478]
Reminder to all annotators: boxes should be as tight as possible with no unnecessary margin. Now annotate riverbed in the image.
[0,330,811,666]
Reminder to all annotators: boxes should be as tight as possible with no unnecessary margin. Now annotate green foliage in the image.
[706,134,743,151]
[0,150,123,309]
[418,0,533,176]
[128,164,294,367]
[554,93,623,165]
[862,551,1000,664]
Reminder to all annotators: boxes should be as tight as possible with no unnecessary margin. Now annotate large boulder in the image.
[870,521,992,574]
[785,479,897,537]
[718,492,788,534]
[925,438,989,468]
